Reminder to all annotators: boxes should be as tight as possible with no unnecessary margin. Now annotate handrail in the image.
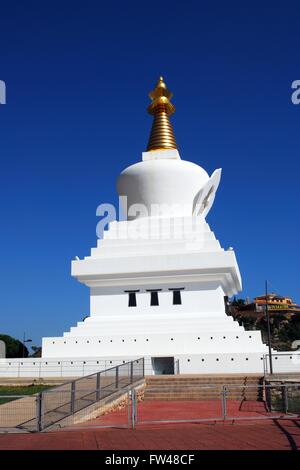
[263,352,300,377]
[37,357,145,431]
[45,357,144,389]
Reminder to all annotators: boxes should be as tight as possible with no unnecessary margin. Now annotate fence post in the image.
[115,366,119,389]
[265,385,272,411]
[96,372,101,401]
[70,381,76,414]
[127,391,131,428]
[142,357,145,378]
[221,385,227,421]
[36,392,44,432]
[130,361,133,384]
[283,385,288,414]
[263,355,266,378]
[131,389,136,429]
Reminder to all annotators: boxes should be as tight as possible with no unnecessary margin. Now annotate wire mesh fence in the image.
[37,358,144,430]
[263,353,300,375]
[135,382,300,426]
[135,385,224,425]
[0,395,37,431]
[1,365,299,432]
[0,359,139,378]
[0,358,144,432]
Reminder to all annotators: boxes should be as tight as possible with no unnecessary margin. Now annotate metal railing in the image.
[0,358,139,378]
[0,394,37,432]
[0,358,144,432]
[134,382,300,427]
[263,353,300,376]
[2,365,299,432]
[37,358,144,431]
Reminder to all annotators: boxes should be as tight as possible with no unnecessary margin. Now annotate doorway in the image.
[152,357,174,375]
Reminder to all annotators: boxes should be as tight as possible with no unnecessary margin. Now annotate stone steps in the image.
[146,379,260,385]
[144,374,263,401]
[145,391,261,400]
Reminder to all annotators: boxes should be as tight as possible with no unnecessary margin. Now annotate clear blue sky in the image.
[0,1,299,349]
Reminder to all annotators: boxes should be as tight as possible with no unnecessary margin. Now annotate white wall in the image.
[90,286,226,317]
[0,353,299,378]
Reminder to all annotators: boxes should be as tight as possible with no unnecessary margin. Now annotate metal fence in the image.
[0,358,144,432]
[0,395,37,432]
[1,364,299,432]
[0,358,142,378]
[134,382,300,426]
[263,353,300,376]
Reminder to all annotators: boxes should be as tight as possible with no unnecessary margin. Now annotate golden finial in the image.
[146,76,177,151]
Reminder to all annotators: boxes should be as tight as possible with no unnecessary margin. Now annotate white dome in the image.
[117,159,210,220]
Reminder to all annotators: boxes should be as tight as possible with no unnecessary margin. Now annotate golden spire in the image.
[146,76,178,151]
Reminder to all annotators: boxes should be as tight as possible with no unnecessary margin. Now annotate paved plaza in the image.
[0,419,299,450]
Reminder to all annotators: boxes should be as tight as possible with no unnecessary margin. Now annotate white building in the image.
[41,76,288,375]
[1,77,298,377]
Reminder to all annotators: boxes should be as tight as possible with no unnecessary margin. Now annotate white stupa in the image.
[42,77,270,374]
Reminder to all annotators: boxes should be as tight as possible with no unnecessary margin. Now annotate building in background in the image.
[254,294,300,314]
[230,294,300,318]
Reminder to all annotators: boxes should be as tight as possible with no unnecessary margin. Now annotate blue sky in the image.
[0,1,299,348]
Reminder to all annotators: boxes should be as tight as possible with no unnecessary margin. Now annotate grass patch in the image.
[0,385,53,405]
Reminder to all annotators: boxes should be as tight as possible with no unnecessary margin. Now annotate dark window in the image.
[147,289,161,306]
[128,292,137,307]
[150,291,159,306]
[125,290,139,307]
[169,288,184,305]
[173,290,182,305]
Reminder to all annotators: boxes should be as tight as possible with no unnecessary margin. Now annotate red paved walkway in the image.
[0,420,300,450]
[1,400,299,450]
[72,400,296,427]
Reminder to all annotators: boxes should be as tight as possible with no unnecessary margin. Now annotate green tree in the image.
[30,346,42,357]
[0,334,29,358]
[231,298,246,306]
